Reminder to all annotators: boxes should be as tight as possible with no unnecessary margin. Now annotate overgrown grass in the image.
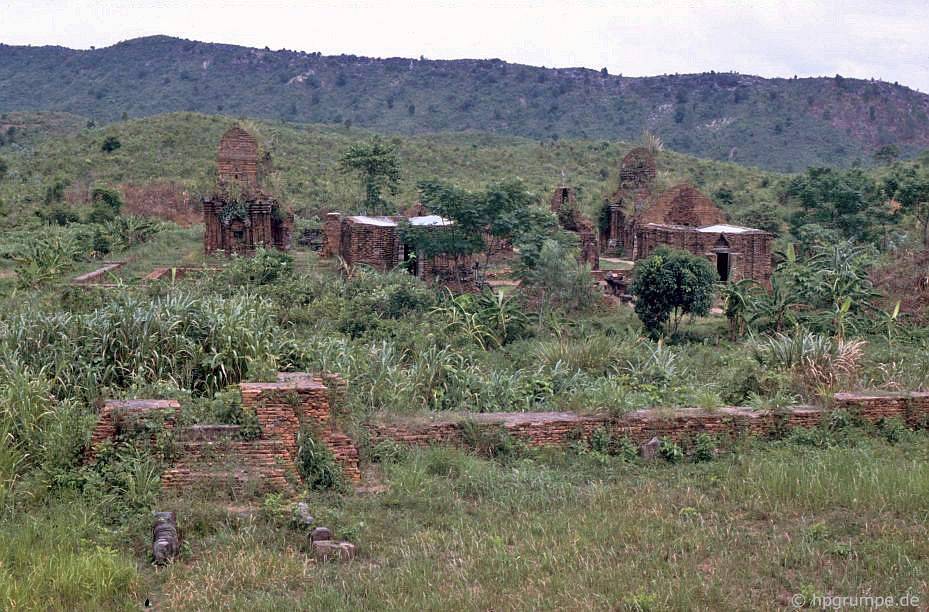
[138,434,929,610]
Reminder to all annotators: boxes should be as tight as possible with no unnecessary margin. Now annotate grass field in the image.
[4,431,926,610]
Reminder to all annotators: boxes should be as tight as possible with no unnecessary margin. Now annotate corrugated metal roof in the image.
[697,224,758,234]
[409,215,451,226]
[348,215,397,227]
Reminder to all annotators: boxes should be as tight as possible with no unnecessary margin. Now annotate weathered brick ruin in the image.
[323,212,475,283]
[369,391,929,450]
[87,399,181,459]
[602,147,658,256]
[202,126,293,256]
[550,186,599,270]
[635,220,774,284]
[88,390,929,493]
[601,147,773,285]
[71,261,126,286]
[88,373,360,495]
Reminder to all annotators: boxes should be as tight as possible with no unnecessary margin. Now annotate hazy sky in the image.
[2,0,928,91]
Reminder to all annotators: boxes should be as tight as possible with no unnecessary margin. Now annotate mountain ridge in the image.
[1,35,928,171]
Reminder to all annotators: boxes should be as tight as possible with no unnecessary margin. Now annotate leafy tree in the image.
[883,163,929,246]
[721,279,760,339]
[101,136,121,153]
[338,136,400,214]
[408,179,539,266]
[86,187,123,224]
[785,167,889,245]
[631,247,716,338]
[518,239,596,314]
[874,144,900,164]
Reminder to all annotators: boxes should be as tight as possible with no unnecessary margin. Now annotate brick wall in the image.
[638,183,727,227]
[87,399,180,459]
[89,373,360,496]
[217,126,259,189]
[341,220,401,270]
[634,225,773,285]
[369,392,929,450]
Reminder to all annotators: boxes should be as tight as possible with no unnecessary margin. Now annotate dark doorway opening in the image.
[716,252,730,281]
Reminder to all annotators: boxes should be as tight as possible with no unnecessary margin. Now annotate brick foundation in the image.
[71,261,127,286]
[88,373,360,497]
[87,399,181,459]
[369,392,929,449]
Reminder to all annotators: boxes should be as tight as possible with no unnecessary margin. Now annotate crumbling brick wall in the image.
[89,373,360,495]
[638,183,727,227]
[217,126,259,189]
[86,399,180,459]
[340,219,401,271]
[368,391,929,450]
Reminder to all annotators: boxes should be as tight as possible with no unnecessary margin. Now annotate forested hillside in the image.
[2,36,928,170]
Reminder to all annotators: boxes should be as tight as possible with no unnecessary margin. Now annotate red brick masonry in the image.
[369,392,929,448]
[90,390,928,493]
[88,373,360,495]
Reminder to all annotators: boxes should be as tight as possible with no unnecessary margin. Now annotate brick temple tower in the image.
[202,126,292,255]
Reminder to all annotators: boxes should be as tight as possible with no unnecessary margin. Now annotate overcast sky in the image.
[2,0,928,91]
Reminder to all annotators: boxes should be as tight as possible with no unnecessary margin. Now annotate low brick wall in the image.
[71,261,126,285]
[87,399,180,459]
[143,266,220,282]
[369,392,929,449]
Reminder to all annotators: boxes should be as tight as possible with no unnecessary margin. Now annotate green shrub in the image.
[692,433,717,462]
[658,439,684,463]
[460,421,525,462]
[296,426,343,491]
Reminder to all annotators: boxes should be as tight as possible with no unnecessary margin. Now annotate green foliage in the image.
[882,161,929,245]
[517,239,597,314]
[786,167,889,244]
[430,289,530,349]
[339,136,401,214]
[658,439,684,463]
[296,425,344,491]
[409,179,539,261]
[631,247,717,337]
[692,433,717,462]
[220,247,294,286]
[100,135,121,152]
[1,290,295,400]
[102,215,163,251]
[0,508,140,609]
[460,421,525,462]
[86,187,123,224]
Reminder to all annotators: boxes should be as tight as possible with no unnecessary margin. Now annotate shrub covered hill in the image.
[2,35,928,171]
[0,111,788,230]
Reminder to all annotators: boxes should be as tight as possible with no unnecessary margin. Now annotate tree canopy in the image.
[631,247,717,338]
[338,136,401,215]
[785,167,889,245]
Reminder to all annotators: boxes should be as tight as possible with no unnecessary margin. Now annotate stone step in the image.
[177,424,242,441]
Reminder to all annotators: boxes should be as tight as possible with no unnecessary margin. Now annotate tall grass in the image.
[0,506,140,610]
[0,289,294,402]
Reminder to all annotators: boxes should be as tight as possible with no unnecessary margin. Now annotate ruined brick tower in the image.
[203,126,292,255]
[550,185,599,270]
[216,126,260,189]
